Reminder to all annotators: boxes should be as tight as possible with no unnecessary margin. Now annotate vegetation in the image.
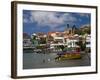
[76,37,86,51]
[57,45,65,51]
[75,26,90,35]
[39,38,46,44]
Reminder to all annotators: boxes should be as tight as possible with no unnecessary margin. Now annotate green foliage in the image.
[75,26,90,35]
[76,38,86,51]
[81,43,86,51]
[31,35,37,44]
[39,38,46,44]
[57,45,65,51]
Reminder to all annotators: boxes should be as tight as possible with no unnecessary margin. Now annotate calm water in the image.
[23,51,91,69]
[23,52,90,69]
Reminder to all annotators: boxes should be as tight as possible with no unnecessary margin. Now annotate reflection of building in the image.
[23,33,32,47]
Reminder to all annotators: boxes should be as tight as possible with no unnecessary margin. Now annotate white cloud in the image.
[24,11,77,30]
[23,14,31,23]
[78,13,90,18]
[81,24,90,28]
[23,18,29,23]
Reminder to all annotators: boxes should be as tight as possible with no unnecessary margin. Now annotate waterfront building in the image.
[65,36,79,48]
[23,33,32,47]
[54,36,65,44]
[86,35,91,52]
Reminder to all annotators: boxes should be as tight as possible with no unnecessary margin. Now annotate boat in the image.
[55,47,81,61]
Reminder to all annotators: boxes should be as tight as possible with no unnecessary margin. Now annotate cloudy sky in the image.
[23,10,91,35]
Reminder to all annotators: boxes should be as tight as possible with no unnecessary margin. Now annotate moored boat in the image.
[55,47,81,61]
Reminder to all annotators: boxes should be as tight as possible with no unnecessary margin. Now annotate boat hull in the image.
[55,53,81,61]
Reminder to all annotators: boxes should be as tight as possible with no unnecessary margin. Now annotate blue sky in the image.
[23,10,91,35]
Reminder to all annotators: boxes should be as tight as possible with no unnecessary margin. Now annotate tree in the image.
[58,45,65,51]
[84,26,91,34]
[31,35,37,44]
[76,38,86,51]
[39,37,46,44]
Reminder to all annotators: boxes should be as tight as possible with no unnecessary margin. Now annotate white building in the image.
[65,36,79,48]
[49,37,65,50]
[23,33,32,47]
[23,39,32,47]
[54,37,65,43]
[86,35,91,48]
